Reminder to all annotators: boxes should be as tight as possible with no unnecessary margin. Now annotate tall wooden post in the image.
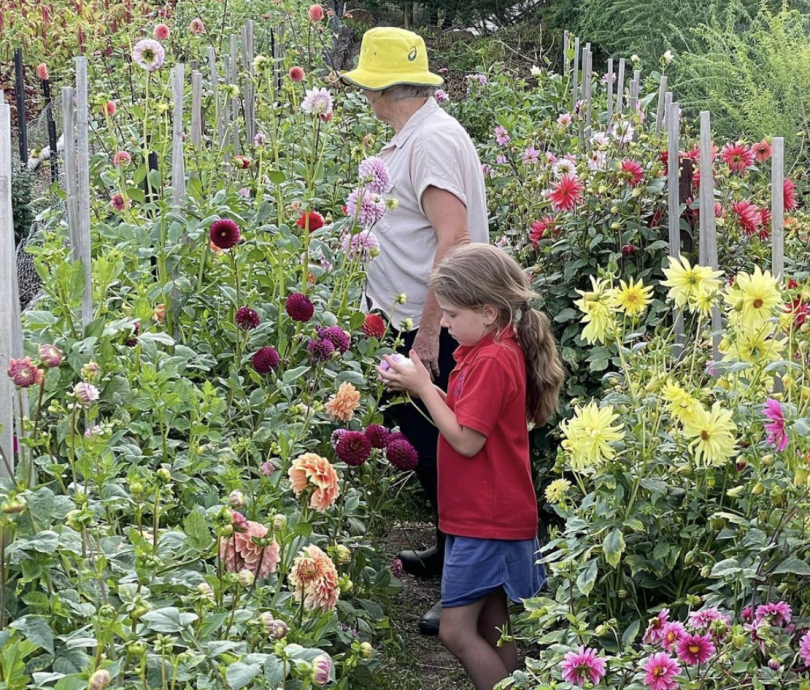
[699,111,721,360]
[771,137,785,280]
[667,101,685,352]
[76,58,93,329]
[0,103,16,476]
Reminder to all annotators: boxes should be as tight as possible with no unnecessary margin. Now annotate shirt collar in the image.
[453,328,517,364]
[381,97,439,152]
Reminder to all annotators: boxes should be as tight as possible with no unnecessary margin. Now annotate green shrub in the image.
[11,157,35,246]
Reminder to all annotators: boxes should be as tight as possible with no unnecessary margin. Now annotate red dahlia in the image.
[297,210,325,232]
[361,313,386,339]
[289,66,306,82]
[620,159,644,187]
[285,292,315,322]
[252,346,280,373]
[752,139,772,163]
[549,174,583,212]
[336,431,372,466]
[784,179,797,212]
[621,244,636,255]
[364,424,390,449]
[235,307,260,330]
[731,199,761,236]
[529,216,556,247]
[386,436,419,472]
[318,325,350,354]
[210,219,241,249]
[720,142,754,175]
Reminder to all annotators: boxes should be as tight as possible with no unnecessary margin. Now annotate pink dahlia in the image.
[755,601,792,627]
[340,229,379,261]
[307,337,335,362]
[110,193,129,212]
[784,179,797,212]
[112,150,131,167]
[7,357,43,388]
[345,188,386,229]
[741,606,754,623]
[560,646,607,687]
[252,347,280,374]
[661,622,686,652]
[235,307,260,330]
[361,314,386,339]
[311,653,332,686]
[762,399,788,452]
[220,520,280,579]
[689,607,730,630]
[308,3,324,21]
[721,142,754,175]
[154,23,170,40]
[336,431,372,466]
[529,216,557,247]
[549,174,584,212]
[38,344,63,368]
[132,39,165,72]
[621,159,645,187]
[36,63,49,81]
[752,139,772,163]
[731,200,761,236]
[643,609,671,644]
[210,219,241,249]
[296,211,324,232]
[301,87,333,118]
[641,653,681,690]
[494,125,510,146]
[358,156,392,195]
[318,326,350,354]
[676,633,715,666]
[799,630,810,667]
[73,381,100,406]
[288,66,306,82]
[102,101,116,116]
[364,424,390,449]
[189,18,205,34]
[386,436,419,471]
[285,293,314,322]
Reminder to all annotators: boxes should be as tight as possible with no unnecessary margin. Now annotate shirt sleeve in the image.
[453,356,515,437]
[411,133,469,215]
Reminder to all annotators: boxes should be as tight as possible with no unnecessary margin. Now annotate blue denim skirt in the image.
[440,535,546,609]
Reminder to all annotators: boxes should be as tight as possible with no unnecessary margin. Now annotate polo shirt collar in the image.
[381,97,439,151]
[453,328,517,364]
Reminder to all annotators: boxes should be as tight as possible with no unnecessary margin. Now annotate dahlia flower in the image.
[153,23,170,40]
[235,307,260,330]
[755,601,792,627]
[752,139,772,163]
[252,346,280,374]
[308,4,325,21]
[676,633,715,665]
[7,357,43,388]
[210,218,241,249]
[661,622,687,652]
[494,125,510,146]
[189,18,205,34]
[799,630,810,667]
[219,520,280,578]
[132,39,165,72]
[362,314,386,339]
[318,325,350,354]
[312,653,332,686]
[112,151,131,167]
[73,382,100,406]
[288,453,340,511]
[731,200,761,236]
[345,188,386,229]
[641,652,681,690]
[307,337,335,362]
[359,156,392,195]
[560,402,625,473]
[301,87,333,118]
[762,399,788,451]
[285,292,315,322]
[643,609,671,644]
[560,646,607,687]
[721,142,754,174]
[621,159,644,187]
[38,344,63,368]
[288,66,305,82]
[386,436,419,471]
[549,174,583,212]
[325,381,360,422]
[364,424,390,449]
[336,431,372,466]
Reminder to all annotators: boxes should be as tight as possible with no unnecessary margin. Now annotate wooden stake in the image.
[606,59,614,124]
[242,20,256,146]
[616,58,625,115]
[667,101,685,353]
[229,34,241,156]
[62,86,79,252]
[171,64,186,210]
[0,103,16,476]
[655,75,668,137]
[76,57,93,329]
[771,137,785,280]
[699,111,721,360]
[209,47,223,148]
[584,48,593,129]
[191,71,202,147]
[572,37,580,111]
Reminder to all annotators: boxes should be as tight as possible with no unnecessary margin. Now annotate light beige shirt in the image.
[365,98,488,329]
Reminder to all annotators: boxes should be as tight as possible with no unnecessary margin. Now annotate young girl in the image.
[379,243,564,690]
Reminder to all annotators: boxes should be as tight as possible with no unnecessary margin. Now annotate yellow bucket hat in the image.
[340,27,444,91]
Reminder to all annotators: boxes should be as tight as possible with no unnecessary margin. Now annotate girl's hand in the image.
[378,350,433,397]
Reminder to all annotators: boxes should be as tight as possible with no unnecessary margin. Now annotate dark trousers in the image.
[385,327,458,520]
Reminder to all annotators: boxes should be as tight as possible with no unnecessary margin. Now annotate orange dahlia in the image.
[219,520,280,578]
[324,381,361,422]
[288,453,340,511]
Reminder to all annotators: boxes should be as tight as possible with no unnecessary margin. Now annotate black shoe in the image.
[397,544,444,578]
[418,601,442,636]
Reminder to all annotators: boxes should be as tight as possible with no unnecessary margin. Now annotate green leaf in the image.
[141,607,197,633]
[640,478,669,494]
[9,616,54,654]
[772,558,810,576]
[622,619,641,647]
[554,308,578,322]
[710,558,741,578]
[22,531,60,554]
[183,510,213,551]
[226,662,261,690]
[268,170,286,184]
[603,528,625,569]
[576,559,598,596]
[27,488,55,526]
[282,366,310,384]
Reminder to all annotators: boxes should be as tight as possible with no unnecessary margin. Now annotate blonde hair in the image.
[428,243,564,426]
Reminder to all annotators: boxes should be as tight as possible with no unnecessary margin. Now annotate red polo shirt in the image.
[438,330,538,540]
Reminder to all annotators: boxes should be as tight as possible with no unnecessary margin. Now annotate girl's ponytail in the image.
[516,307,564,426]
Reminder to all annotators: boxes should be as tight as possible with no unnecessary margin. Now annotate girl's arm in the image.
[379,353,485,457]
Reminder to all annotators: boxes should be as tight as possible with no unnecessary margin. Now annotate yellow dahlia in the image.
[544,478,572,505]
[723,324,784,365]
[661,256,723,310]
[683,402,737,467]
[609,277,654,318]
[575,276,615,344]
[724,266,782,330]
[661,380,703,426]
[561,402,626,473]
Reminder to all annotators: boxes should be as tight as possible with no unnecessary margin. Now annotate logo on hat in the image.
[407,46,417,62]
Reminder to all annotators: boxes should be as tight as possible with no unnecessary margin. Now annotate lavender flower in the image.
[301,87,333,118]
[132,39,165,72]
[345,188,386,229]
[358,156,392,194]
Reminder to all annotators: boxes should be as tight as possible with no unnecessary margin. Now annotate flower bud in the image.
[1,498,26,514]
[229,490,246,508]
[311,653,332,687]
[335,544,351,564]
[617,589,628,599]
[594,624,609,636]
[386,198,399,210]
[752,482,765,495]
[732,633,746,649]
[89,669,112,690]
[395,293,407,305]
[400,318,413,331]
[260,611,275,634]
[130,481,144,496]
[156,468,172,483]
[81,361,100,381]
[197,582,214,599]
[238,570,255,587]
[272,619,288,639]
[219,524,234,538]
[359,642,373,659]
[272,513,287,531]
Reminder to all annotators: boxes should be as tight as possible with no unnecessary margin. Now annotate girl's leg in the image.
[477,587,518,673]
[439,591,510,690]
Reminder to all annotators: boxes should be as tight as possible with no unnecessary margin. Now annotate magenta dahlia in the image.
[235,307,260,330]
[561,646,607,687]
[364,424,390,449]
[676,633,715,666]
[386,436,418,471]
[252,346,280,374]
[307,338,335,362]
[285,293,314,322]
[318,326,350,354]
[210,218,241,249]
[336,431,372,466]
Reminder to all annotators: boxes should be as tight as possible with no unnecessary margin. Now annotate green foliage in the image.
[11,157,35,246]
[673,4,810,177]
